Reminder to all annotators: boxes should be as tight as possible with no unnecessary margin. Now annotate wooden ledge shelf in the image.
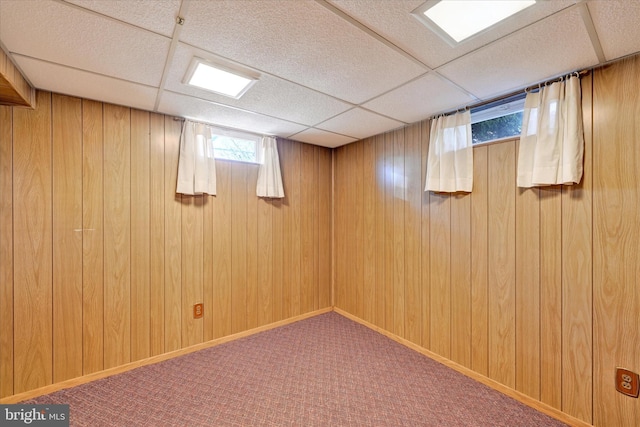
[0,46,35,108]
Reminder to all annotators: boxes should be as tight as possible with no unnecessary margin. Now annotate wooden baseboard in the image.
[3,305,592,427]
[333,307,593,427]
[0,307,332,404]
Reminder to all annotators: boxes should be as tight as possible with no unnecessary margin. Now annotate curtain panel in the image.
[425,110,473,193]
[517,75,584,187]
[176,120,217,196]
[256,136,285,198]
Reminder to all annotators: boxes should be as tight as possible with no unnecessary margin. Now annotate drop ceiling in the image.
[1,0,639,148]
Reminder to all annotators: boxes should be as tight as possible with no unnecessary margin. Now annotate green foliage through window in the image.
[471,111,523,144]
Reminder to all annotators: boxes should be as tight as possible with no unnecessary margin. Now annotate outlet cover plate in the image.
[193,303,204,319]
[615,368,639,398]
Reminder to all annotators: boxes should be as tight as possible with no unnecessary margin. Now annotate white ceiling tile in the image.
[14,56,157,111]
[158,91,307,138]
[180,0,426,104]
[290,129,357,148]
[588,0,640,61]
[330,0,576,69]
[63,0,181,37]
[164,43,353,126]
[363,73,476,123]
[437,7,599,100]
[2,0,639,145]
[317,108,405,140]
[0,0,170,86]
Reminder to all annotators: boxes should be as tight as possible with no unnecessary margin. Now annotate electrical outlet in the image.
[615,368,639,398]
[193,303,203,319]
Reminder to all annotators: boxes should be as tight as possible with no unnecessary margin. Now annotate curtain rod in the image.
[431,50,640,120]
[171,117,274,139]
[432,69,590,119]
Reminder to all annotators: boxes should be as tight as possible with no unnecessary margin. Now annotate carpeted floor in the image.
[26,312,567,426]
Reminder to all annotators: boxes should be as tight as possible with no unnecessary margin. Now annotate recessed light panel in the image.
[184,58,258,99]
[413,0,536,45]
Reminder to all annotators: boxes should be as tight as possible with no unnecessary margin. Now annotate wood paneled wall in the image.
[0,92,332,397]
[334,54,640,427]
[2,57,639,427]
[592,55,640,427]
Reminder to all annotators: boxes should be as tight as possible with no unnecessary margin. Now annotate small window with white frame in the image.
[209,126,263,164]
[471,93,525,145]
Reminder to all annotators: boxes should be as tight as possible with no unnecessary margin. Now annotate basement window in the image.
[471,93,525,145]
[210,127,262,164]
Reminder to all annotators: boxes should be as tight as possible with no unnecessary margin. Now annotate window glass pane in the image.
[212,135,258,163]
[471,111,523,144]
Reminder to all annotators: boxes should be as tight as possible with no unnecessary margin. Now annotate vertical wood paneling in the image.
[246,165,259,330]
[363,139,376,324]
[289,142,302,317]
[515,184,540,398]
[515,133,541,400]
[149,113,165,355]
[562,72,593,422]
[354,141,365,319]
[181,193,203,348]
[341,143,354,314]
[328,56,639,427]
[301,144,315,315]
[332,148,341,309]
[271,142,284,322]
[103,104,131,369]
[312,147,320,310]
[213,160,232,338]
[318,147,332,309]
[470,145,488,376]
[429,193,450,357]
[450,193,471,368]
[420,120,431,349]
[487,142,516,388]
[393,130,405,338]
[163,116,181,351]
[334,146,346,311]
[0,105,13,398]
[4,61,640,427]
[280,142,293,318]
[337,144,348,311]
[13,90,53,393]
[383,132,394,331]
[203,194,214,340]
[593,56,640,427]
[539,186,562,408]
[231,163,248,334]
[2,93,332,399]
[404,123,421,346]
[82,100,104,374]
[340,144,351,313]
[130,109,150,361]
[52,94,83,382]
[374,134,386,329]
[257,196,273,327]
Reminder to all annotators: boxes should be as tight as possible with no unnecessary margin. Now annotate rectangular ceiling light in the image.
[184,58,258,99]
[413,0,536,45]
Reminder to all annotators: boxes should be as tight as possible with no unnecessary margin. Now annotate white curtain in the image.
[517,75,584,187]
[176,120,217,196]
[425,110,473,193]
[256,136,285,198]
